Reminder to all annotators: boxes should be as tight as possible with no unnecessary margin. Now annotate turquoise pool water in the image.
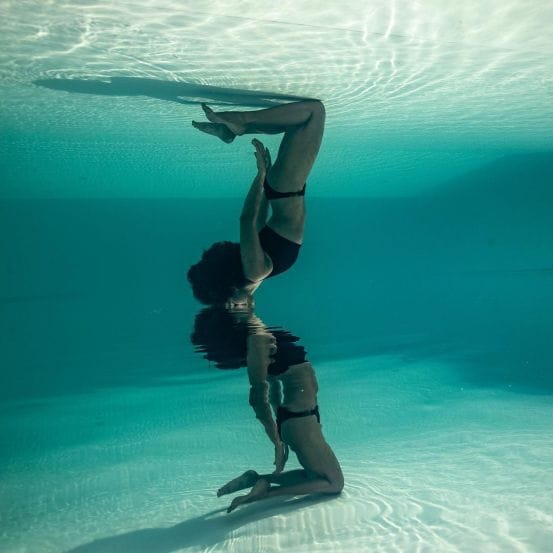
[1,2,553,552]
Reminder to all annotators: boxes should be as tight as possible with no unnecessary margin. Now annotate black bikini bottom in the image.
[258,225,300,278]
[276,405,320,439]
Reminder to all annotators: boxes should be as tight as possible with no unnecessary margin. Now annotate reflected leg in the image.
[217,470,259,497]
[226,469,342,513]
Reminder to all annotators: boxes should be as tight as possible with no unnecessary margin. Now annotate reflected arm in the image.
[247,333,280,446]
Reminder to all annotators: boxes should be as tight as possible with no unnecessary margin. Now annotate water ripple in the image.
[1,1,551,146]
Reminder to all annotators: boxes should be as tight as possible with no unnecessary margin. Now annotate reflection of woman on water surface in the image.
[192,308,344,513]
[187,100,325,308]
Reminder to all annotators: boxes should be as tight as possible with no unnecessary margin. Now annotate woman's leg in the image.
[193,100,325,242]
[225,469,342,513]
[197,100,325,191]
[219,427,344,512]
[202,101,320,135]
[217,468,333,498]
[192,101,318,141]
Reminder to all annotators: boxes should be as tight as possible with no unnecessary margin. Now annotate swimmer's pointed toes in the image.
[201,103,216,121]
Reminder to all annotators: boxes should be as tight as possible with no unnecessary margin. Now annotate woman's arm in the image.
[246,325,289,473]
[256,193,269,231]
[247,333,280,445]
[239,140,273,282]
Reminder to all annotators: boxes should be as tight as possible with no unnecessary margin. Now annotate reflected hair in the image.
[191,307,248,369]
[187,241,246,305]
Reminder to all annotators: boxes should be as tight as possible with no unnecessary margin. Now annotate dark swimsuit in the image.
[263,177,306,200]
[258,226,300,277]
[277,405,320,440]
[260,180,315,436]
[267,329,307,376]
[257,177,306,279]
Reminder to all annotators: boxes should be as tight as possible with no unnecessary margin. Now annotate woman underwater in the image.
[187,100,325,308]
[191,307,344,513]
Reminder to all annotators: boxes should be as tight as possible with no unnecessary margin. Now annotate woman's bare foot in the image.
[192,121,236,143]
[217,470,259,497]
[227,478,270,513]
[202,103,246,136]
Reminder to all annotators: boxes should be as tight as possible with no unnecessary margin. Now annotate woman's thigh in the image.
[268,103,325,193]
[281,417,341,481]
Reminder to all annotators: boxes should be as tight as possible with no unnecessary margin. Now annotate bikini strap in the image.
[264,177,306,199]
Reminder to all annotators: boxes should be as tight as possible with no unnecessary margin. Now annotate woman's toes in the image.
[201,103,217,122]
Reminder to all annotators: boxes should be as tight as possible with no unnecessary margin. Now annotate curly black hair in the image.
[190,307,308,373]
[190,307,249,369]
[187,241,246,305]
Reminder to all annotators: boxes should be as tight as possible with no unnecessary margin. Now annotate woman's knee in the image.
[326,472,344,494]
[307,100,325,120]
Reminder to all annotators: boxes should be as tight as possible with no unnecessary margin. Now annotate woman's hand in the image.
[273,440,289,473]
[252,138,271,177]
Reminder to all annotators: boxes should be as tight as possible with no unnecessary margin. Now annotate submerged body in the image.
[276,362,343,487]
[218,319,343,513]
